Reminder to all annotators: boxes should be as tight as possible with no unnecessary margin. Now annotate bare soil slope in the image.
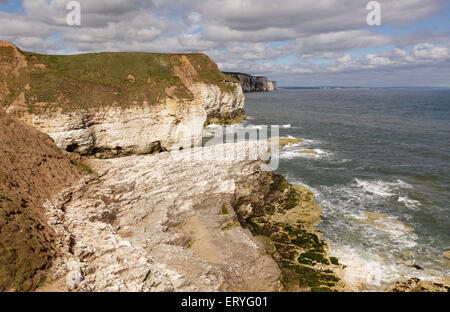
[0,110,84,291]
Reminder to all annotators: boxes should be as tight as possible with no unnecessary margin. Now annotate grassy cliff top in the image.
[0,41,237,114]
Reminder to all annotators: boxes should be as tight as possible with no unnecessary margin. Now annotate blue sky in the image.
[1,0,449,87]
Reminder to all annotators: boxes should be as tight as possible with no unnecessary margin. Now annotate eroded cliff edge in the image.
[1,41,245,157]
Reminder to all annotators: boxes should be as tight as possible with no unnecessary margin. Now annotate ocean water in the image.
[242,88,450,290]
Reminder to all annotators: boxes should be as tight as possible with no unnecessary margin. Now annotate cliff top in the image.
[0,41,237,114]
[223,71,267,79]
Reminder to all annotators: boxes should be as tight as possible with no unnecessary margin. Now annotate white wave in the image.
[333,158,352,164]
[227,124,265,131]
[280,148,332,160]
[328,245,424,291]
[279,150,304,159]
[353,212,417,241]
[301,138,321,145]
[329,246,394,291]
[298,148,330,158]
[205,123,221,129]
[285,176,438,291]
[244,125,264,130]
[398,196,421,210]
[282,124,291,128]
[354,179,413,197]
[355,179,395,197]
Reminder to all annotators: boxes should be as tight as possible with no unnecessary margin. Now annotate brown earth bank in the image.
[0,110,85,291]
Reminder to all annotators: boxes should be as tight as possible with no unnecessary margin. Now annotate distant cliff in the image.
[223,72,277,92]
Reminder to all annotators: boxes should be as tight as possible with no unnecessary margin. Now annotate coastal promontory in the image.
[0,41,346,292]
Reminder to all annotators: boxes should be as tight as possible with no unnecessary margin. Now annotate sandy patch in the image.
[181,214,223,264]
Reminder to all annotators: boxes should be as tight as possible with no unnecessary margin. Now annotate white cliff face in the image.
[267,81,276,91]
[43,142,281,292]
[17,82,244,156]
[189,82,245,119]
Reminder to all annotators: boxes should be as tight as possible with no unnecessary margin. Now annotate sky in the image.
[1,0,449,87]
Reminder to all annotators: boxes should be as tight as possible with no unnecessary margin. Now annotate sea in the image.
[213,88,450,291]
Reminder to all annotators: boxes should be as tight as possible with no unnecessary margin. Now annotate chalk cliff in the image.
[223,72,277,92]
[267,81,277,91]
[1,41,347,293]
[0,41,245,157]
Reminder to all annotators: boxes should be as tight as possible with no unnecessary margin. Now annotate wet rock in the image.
[388,278,449,292]
[444,251,450,260]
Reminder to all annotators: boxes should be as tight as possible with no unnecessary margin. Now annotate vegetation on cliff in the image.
[234,173,344,292]
[0,41,238,115]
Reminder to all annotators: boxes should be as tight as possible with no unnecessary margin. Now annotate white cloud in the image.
[412,43,449,59]
[291,30,392,57]
[0,0,448,86]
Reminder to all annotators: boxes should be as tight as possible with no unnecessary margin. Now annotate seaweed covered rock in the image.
[387,278,449,292]
[233,173,345,292]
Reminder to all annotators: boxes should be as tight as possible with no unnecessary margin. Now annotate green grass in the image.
[2,44,238,114]
[70,161,94,174]
[221,204,230,215]
[0,194,53,291]
[204,112,248,126]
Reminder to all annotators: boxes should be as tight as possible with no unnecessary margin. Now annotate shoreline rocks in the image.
[444,251,450,260]
[387,278,449,292]
[232,173,345,292]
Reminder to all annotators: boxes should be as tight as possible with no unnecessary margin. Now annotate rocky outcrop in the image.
[41,142,283,291]
[223,72,277,92]
[233,172,344,292]
[388,278,449,292]
[37,140,344,292]
[16,88,242,157]
[0,41,244,157]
